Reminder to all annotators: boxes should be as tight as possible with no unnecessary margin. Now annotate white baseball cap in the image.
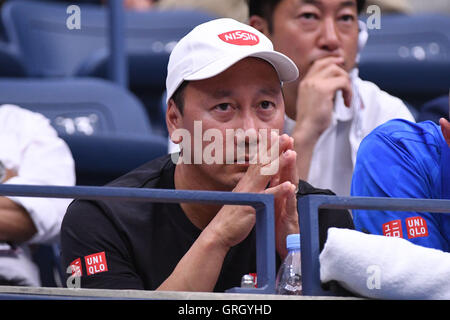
[165,18,299,104]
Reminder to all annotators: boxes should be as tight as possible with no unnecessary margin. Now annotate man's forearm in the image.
[157,225,229,292]
[0,197,37,243]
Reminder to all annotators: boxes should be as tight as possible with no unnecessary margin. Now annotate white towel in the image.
[319,228,450,300]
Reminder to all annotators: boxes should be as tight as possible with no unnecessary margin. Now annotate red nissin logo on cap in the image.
[218,30,260,46]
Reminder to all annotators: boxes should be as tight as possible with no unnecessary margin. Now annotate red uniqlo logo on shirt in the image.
[406,216,429,239]
[84,251,108,276]
[382,220,403,238]
[69,258,82,277]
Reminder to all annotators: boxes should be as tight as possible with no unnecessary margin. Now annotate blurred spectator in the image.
[248,0,415,196]
[364,0,413,14]
[0,104,75,286]
[101,0,158,11]
[418,95,450,124]
[123,0,156,11]
[156,0,248,22]
[351,117,450,251]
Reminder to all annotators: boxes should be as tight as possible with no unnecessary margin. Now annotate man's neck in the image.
[283,81,299,121]
[174,163,223,230]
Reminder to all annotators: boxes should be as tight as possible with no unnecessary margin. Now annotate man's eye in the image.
[259,101,275,110]
[340,14,355,22]
[215,103,232,111]
[299,12,319,20]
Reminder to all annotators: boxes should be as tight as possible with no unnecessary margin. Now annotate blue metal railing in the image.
[297,195,450,296]
[3,184,450,297]
[0,184,275,294]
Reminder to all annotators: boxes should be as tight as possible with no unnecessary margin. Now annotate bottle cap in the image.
[241,274,255,288]
[286,233,300,250]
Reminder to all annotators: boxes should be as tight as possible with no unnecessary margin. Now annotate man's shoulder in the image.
[368,119,441,147]
[357,78,405,106]
[0,104,56,133]
[297,179,337,197]
[352,78,415,136]
[63,154,176,223]
[356,120,443,177]
[105,154,175,189]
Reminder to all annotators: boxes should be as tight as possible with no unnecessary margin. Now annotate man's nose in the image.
[318,18,340,52]
[242,113,257,132]
[236,112,260,147]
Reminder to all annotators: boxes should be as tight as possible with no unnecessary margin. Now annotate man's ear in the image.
[248,15,270,37]
[166,99,183,144]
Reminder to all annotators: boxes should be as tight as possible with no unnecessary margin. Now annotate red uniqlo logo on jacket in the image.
[69,258,82,277]
[406,216,429,239]
[84,251,108,276]
[218,30,260,46]
[382,220,403,238]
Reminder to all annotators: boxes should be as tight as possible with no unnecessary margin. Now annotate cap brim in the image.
[184,50,299,84]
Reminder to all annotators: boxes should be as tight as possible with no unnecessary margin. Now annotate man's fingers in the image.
[308,56,345,73]
[321,77,352,108]
[264,181,296,198]
[278,148,298,187]
[234,132,298,192]
[259,132,292,176]
[285,188,299,229]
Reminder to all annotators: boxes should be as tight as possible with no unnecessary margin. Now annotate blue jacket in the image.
[351,119,450,251]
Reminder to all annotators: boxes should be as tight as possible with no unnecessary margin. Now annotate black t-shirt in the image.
[61,154,354,292]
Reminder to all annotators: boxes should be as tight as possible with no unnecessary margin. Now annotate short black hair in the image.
[248,0,366,32]
[170,81,189,115]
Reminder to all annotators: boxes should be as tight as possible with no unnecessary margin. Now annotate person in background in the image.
[247,0,415,196]
[123,0,156,10]
[351,116,450,251]
[0,104,75,286]
[101,0,158,11]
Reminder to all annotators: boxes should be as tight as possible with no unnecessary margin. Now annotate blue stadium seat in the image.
[418,95,450,124]
[1,0,214,78]
[0,40,25,77]
[0,77,168,185]
[0,77,152,135]
[359,14,450,108]
[1,0,215,131]
[60,133,168,186]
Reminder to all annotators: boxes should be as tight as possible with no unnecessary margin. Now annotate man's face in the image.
[170,57,285,190]
[268,0,359,80]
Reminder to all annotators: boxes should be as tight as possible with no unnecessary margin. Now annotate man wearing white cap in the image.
[61,18,353,292]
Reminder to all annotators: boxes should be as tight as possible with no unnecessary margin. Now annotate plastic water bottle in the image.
[240,274,256,288]
[275,234,302,295]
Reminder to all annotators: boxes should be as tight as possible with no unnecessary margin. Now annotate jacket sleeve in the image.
[3,105,76,244]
